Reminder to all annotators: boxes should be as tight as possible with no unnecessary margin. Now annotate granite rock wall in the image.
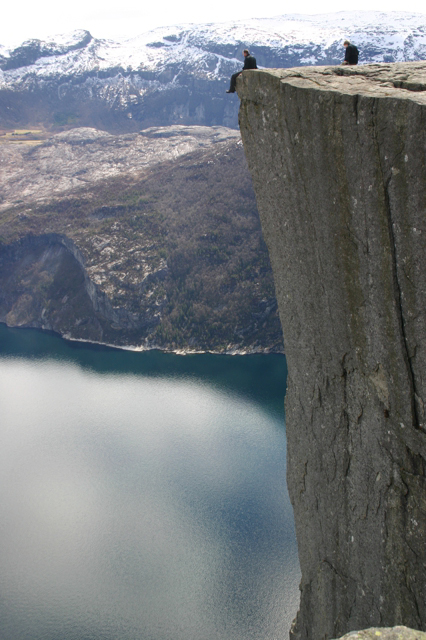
[237,63,426,639]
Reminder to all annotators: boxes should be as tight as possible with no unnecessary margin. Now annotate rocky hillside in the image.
[335,628,426,640]
[1,12,426,131]
[0,125,282,353]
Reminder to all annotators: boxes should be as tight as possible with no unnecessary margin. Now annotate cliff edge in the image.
[237,63,426,639]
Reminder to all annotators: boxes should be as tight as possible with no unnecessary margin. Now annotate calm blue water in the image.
[0,324,300,640]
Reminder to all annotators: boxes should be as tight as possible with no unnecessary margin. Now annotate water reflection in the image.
[0,324,287,417]
[0,327,300,640]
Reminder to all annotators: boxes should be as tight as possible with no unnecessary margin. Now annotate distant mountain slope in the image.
[1,12,425,131]
[0,126,283,353]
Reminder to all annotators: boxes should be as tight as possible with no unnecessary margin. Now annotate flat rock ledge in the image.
[236,61,426,102]
[335,627,426,640]
[238,61,426,640]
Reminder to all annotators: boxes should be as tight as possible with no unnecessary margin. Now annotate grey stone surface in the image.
[237,62,426,639]
[335,626,426,640]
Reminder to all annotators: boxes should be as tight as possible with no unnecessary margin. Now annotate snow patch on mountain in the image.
[1,11,426,88]
[1,11,425,132]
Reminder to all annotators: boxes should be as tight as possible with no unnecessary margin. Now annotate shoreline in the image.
[0,321,285,358]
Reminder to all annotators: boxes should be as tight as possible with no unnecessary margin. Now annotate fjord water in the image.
[0,324,300,640]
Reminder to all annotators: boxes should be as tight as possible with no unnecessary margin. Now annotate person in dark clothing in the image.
[342,40,359,65]
[226,49,257,93]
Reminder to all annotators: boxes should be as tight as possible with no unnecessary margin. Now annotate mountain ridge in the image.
[1,11,426,132]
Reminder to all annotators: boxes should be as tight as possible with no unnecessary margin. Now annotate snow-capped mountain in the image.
[1,11,425,131]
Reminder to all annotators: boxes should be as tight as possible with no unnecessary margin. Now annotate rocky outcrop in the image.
[237,63,426,639]
[335,627,426,640]
[0,234,116,342]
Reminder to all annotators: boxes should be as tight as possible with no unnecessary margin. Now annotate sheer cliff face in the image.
[237,63,426,639]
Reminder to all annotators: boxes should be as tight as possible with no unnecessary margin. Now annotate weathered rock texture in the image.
[335,627,426,640]
[237,63,426,639]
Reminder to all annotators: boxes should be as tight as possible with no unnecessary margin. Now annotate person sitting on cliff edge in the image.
[342,40,359,65]
[226,49,258,93]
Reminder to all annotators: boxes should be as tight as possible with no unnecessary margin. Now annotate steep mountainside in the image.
[0,125,282,352]
[238,63,426,638]
[1,12,426,131]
